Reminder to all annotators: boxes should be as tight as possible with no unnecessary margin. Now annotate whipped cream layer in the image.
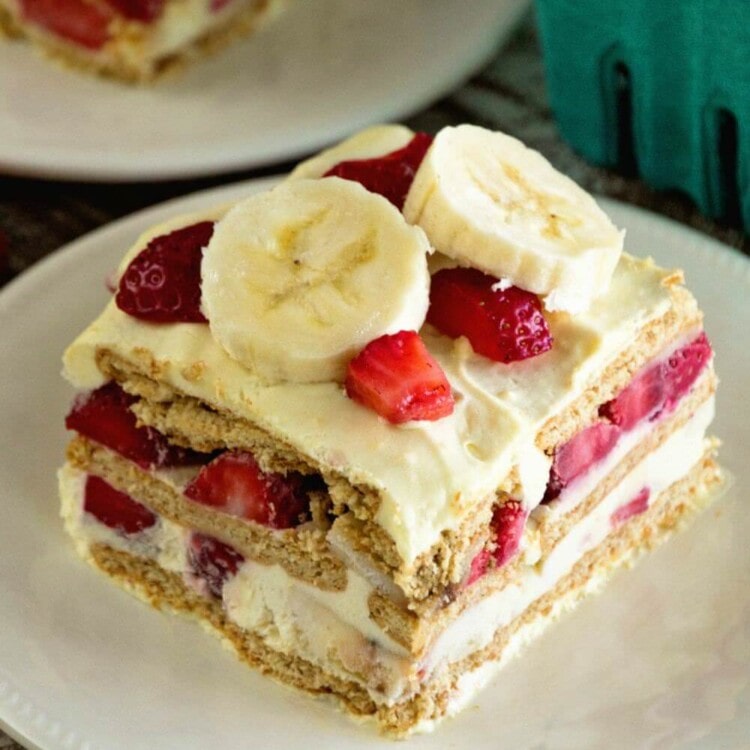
[63,199,678,566]
[58,396,714,707]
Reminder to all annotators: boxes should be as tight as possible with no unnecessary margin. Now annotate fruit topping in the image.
[345,331,455,424]
[611,487,650,527]
[428,267,553,363]
[465,499,527,585]
[115,221,214,324]
[105,0,165,21]
[84,474,157,535]
[188,533,244,598]
[323,132,433,210]
[184,451,310,529]
[210,0,233,10]
[66,382,208,469]
[402,124,624,314]
[600,333,712,428]
[544,422,621,502]
[20,0,112,49]
[201,180,431,383]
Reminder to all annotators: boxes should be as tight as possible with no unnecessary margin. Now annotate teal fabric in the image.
[535,0,750,227]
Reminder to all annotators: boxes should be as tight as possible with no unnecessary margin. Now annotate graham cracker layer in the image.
[67,435,347,592]
[72,451,722,736]
[0,0,283,82]
[92,283,703,604]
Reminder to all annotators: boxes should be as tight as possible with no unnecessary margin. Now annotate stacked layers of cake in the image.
[59,125,722,735]
[0,0,285,80]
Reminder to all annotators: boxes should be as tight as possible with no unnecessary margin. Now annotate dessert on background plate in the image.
[0,0,286,81]
[59,123,723,736]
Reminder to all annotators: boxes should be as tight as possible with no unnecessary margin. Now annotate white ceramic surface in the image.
[0,0,528,182]
[0,180,747,750]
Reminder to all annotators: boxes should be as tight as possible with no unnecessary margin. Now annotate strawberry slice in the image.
[20,0,112,49]
[600,333,712,429]
[663,332,712,409]
[544,421,621,502]
[184,451,310,529]
[105,0,165,21]
[84,474,157,535]
[611,487,650,527]
[66,382,208,469]
[599,363,665,430]
[188,533,244,598]
[428,267,553,364]
[465,499,526,586]
[345,331,454,424]
[115,221,214,324]
[323,132,433,210]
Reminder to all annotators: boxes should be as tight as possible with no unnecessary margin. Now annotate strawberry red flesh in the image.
[184,451,310,529]
[490,499,526,568]
[662,332,712,410]
[610,487,650,528]
[544,421,621,502]
[465,499,526,587]
[323,132,433,210]
[188,533,244,598]
[66,382,208,469]
[20,0,112,49]
[600,333,712,428]
[84,474,157,535]
[599,363,665,430]
[428,267,553,364]
[116,221,214,324]
[104,0,165,21]
[345,331,455,424]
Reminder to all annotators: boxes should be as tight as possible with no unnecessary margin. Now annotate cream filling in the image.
[63,224,679,566]
[58,398,713,706]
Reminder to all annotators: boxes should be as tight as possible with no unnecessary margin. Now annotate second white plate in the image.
[0,0,528,181]
[0,179,748,750]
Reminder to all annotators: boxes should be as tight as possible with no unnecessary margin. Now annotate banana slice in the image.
[403,125,624,314]
[288,124,415,180]
[201,178,432,383]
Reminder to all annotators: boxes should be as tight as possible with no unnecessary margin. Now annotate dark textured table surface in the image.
[0,12,746,750]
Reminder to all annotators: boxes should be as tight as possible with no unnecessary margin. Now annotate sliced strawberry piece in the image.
[210,0,233,10]
[115,221,214,324]
[104,0,165,21]
[544,421,621,502]
[663,332,712,409]
[345,331,454,424]
[20,0,112,49]
[184,451,310,529]
[490,499,526,568]
[188,533,244,598]
[465,548,491,587]
[66,382,208,469]
[465,499,526,587]
[611,487,650,528]
[600,333,712,430]
[428,267,553,364]
[323,132,433,210]
[599,363,665,430]
[84,474,157,535]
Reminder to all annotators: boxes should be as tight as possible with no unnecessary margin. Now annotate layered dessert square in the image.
[59,124,723,735]
[0,0,285,80]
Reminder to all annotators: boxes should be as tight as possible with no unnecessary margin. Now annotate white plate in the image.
[0,180,748,750]
[0,0,528,182]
